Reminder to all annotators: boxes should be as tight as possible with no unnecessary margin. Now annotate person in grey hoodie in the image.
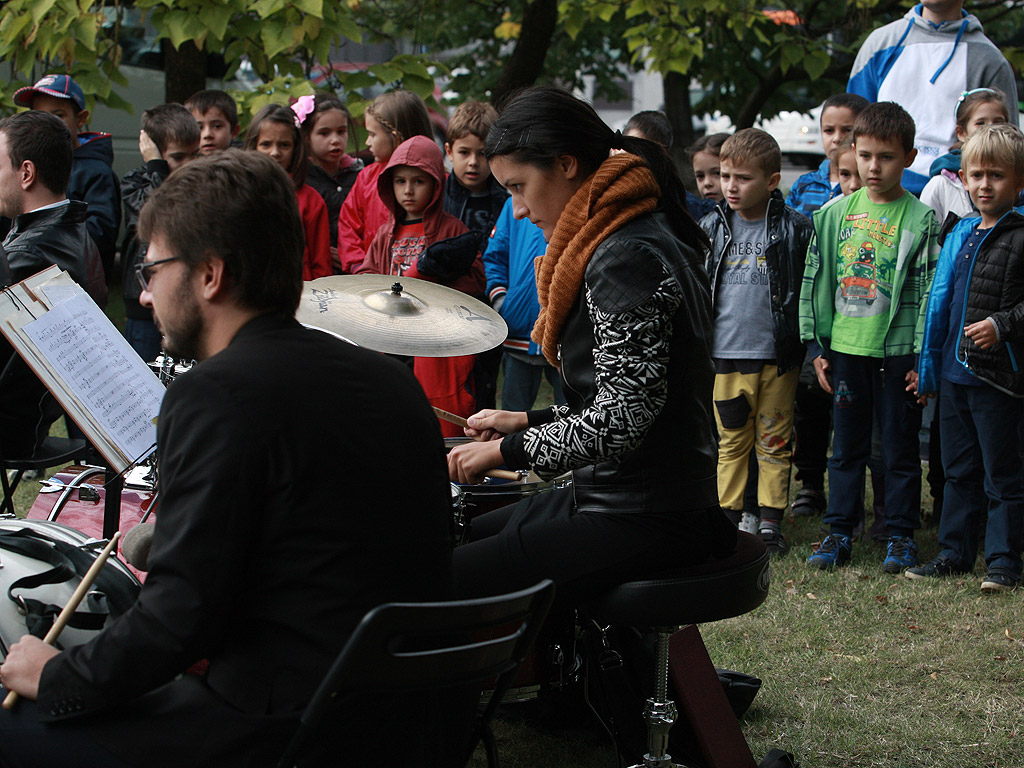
[847,1,1018,195]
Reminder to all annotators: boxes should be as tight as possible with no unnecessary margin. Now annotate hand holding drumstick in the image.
[446,409,530,485]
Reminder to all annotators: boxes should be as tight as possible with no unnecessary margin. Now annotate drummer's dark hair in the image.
[485,86,709,254]
[138,149,303,314]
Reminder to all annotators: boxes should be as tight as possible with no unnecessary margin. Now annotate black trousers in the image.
[452,486,735,609]
[0,697,135,768]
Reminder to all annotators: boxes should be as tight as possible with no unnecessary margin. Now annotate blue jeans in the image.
[938,380,1024,578]
[124,318,162,363]
[824,352,923,537]
[500,352,565,412]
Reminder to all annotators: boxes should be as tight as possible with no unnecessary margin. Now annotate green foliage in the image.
[353,0,638,105]
[0,0,443,118]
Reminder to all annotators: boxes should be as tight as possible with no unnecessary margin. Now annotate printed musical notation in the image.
[22,294,164,461]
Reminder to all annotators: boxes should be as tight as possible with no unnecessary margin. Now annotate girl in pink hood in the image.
[360,135,486,435]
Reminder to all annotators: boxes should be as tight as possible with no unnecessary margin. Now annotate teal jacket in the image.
[798,189,940,360]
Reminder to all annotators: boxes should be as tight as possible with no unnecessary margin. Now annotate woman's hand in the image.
[463,409,529,442]
[448,439,505,484]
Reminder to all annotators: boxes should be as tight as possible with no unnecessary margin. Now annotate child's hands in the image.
[964,319,997,350]
[813,355,833,395]
[139,129,160,162]
[905,368,931,405]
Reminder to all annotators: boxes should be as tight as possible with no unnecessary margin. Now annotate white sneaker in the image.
[739,511,759,534]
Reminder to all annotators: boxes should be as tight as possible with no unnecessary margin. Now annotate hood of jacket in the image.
[376,136,446,222]
[929,148,961,177]
[905,5,980,83]
[75,132,114,166]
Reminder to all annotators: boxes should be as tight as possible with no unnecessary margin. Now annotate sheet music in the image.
[21,293,164,461]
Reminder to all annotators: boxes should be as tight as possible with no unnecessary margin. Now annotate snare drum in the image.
[0,519,141,659]
[444,437,569,521]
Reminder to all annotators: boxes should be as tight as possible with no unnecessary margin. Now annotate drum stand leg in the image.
[628,627,677,768]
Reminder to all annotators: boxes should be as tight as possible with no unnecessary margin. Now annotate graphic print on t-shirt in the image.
[835,211,898,319]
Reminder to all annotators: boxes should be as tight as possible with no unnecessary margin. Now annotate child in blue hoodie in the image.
[14,75,121,283]
[911,124,1024,593]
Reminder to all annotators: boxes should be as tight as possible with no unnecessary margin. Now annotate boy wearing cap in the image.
[14,75,121,283]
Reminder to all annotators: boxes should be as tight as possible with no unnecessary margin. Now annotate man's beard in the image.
[160,277,204,361]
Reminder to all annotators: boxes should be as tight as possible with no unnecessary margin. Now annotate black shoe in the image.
[792,488,825,517]
[905,556,969,580]
[759,528,788,557]
[981,572,1019,594]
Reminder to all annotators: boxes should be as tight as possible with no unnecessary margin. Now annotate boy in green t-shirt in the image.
[799,102,940,572]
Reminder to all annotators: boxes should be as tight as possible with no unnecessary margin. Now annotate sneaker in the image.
[807,534,852,570]
[905,556,969,580]
[759,528,788,557]
[739,511,759,534]
[981,572,1019,594]
[792,488,826,517]
[883,536,918,574]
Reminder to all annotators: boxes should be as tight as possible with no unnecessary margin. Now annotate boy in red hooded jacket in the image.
[358,135,485,435]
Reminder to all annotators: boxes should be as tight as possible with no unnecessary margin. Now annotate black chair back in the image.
[277,578,556,768]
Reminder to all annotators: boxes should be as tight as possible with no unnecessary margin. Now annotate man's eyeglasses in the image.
[135,256,180,292]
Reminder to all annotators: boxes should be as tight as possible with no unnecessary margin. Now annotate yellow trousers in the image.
[714,365,799,512]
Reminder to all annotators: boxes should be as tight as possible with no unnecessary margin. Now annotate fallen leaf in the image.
[806,593,817,600]
[929,672,938,680]
[875,595,889,604]
[1005,629,1014,641]
[995,656,1007,661]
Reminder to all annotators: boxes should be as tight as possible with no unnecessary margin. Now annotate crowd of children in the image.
[7,66,1023,591]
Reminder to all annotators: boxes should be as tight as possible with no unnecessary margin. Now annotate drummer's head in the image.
[485,86,703,249]
[138,149,303,317]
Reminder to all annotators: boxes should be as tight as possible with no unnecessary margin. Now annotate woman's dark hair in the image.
[244,103,308,186]
[300,93,352,151]
[485,86,709,253]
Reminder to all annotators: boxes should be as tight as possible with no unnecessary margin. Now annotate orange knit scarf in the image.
[531,153,661,367]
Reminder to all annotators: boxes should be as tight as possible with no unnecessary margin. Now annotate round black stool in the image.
[590,531,770,768]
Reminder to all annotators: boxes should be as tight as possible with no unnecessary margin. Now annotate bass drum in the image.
[0,518,141,660]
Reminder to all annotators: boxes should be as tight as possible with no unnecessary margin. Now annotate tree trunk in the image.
[662,71,695,182]
[162,40,206,104]
[492,0,558,103]
[734,62,786,129]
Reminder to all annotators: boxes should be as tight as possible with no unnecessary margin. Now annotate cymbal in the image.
[296,275,508,357]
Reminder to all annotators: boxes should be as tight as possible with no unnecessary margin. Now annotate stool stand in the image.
[631,626,678,768]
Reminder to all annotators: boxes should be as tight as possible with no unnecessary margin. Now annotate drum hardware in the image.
[2,532,121,710]
[295,275,507,357]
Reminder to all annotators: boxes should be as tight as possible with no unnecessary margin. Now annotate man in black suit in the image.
[0,151,454,767]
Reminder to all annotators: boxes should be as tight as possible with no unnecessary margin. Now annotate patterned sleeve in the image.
[514,270,680,478]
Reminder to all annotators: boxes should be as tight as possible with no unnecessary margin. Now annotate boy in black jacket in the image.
[911,123,1024,592]
[14,75,121,283]
[121,105,200,362]
[699,128,812,555]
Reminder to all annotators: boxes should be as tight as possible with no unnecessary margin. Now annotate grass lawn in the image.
[467,471,1023,768]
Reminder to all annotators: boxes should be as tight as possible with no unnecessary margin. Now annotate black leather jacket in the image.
[503,212,720,515]
[700,191,811,373]
[4,200,107,307]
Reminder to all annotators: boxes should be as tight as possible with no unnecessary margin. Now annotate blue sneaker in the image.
[807,534,852,570]
[883,535,918,574]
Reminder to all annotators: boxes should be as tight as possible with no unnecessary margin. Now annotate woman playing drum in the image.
[448,87,736,605]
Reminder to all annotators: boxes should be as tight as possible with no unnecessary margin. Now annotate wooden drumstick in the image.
[485,469,522,481]
[432,406,469,429]
[2,532,121,710]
